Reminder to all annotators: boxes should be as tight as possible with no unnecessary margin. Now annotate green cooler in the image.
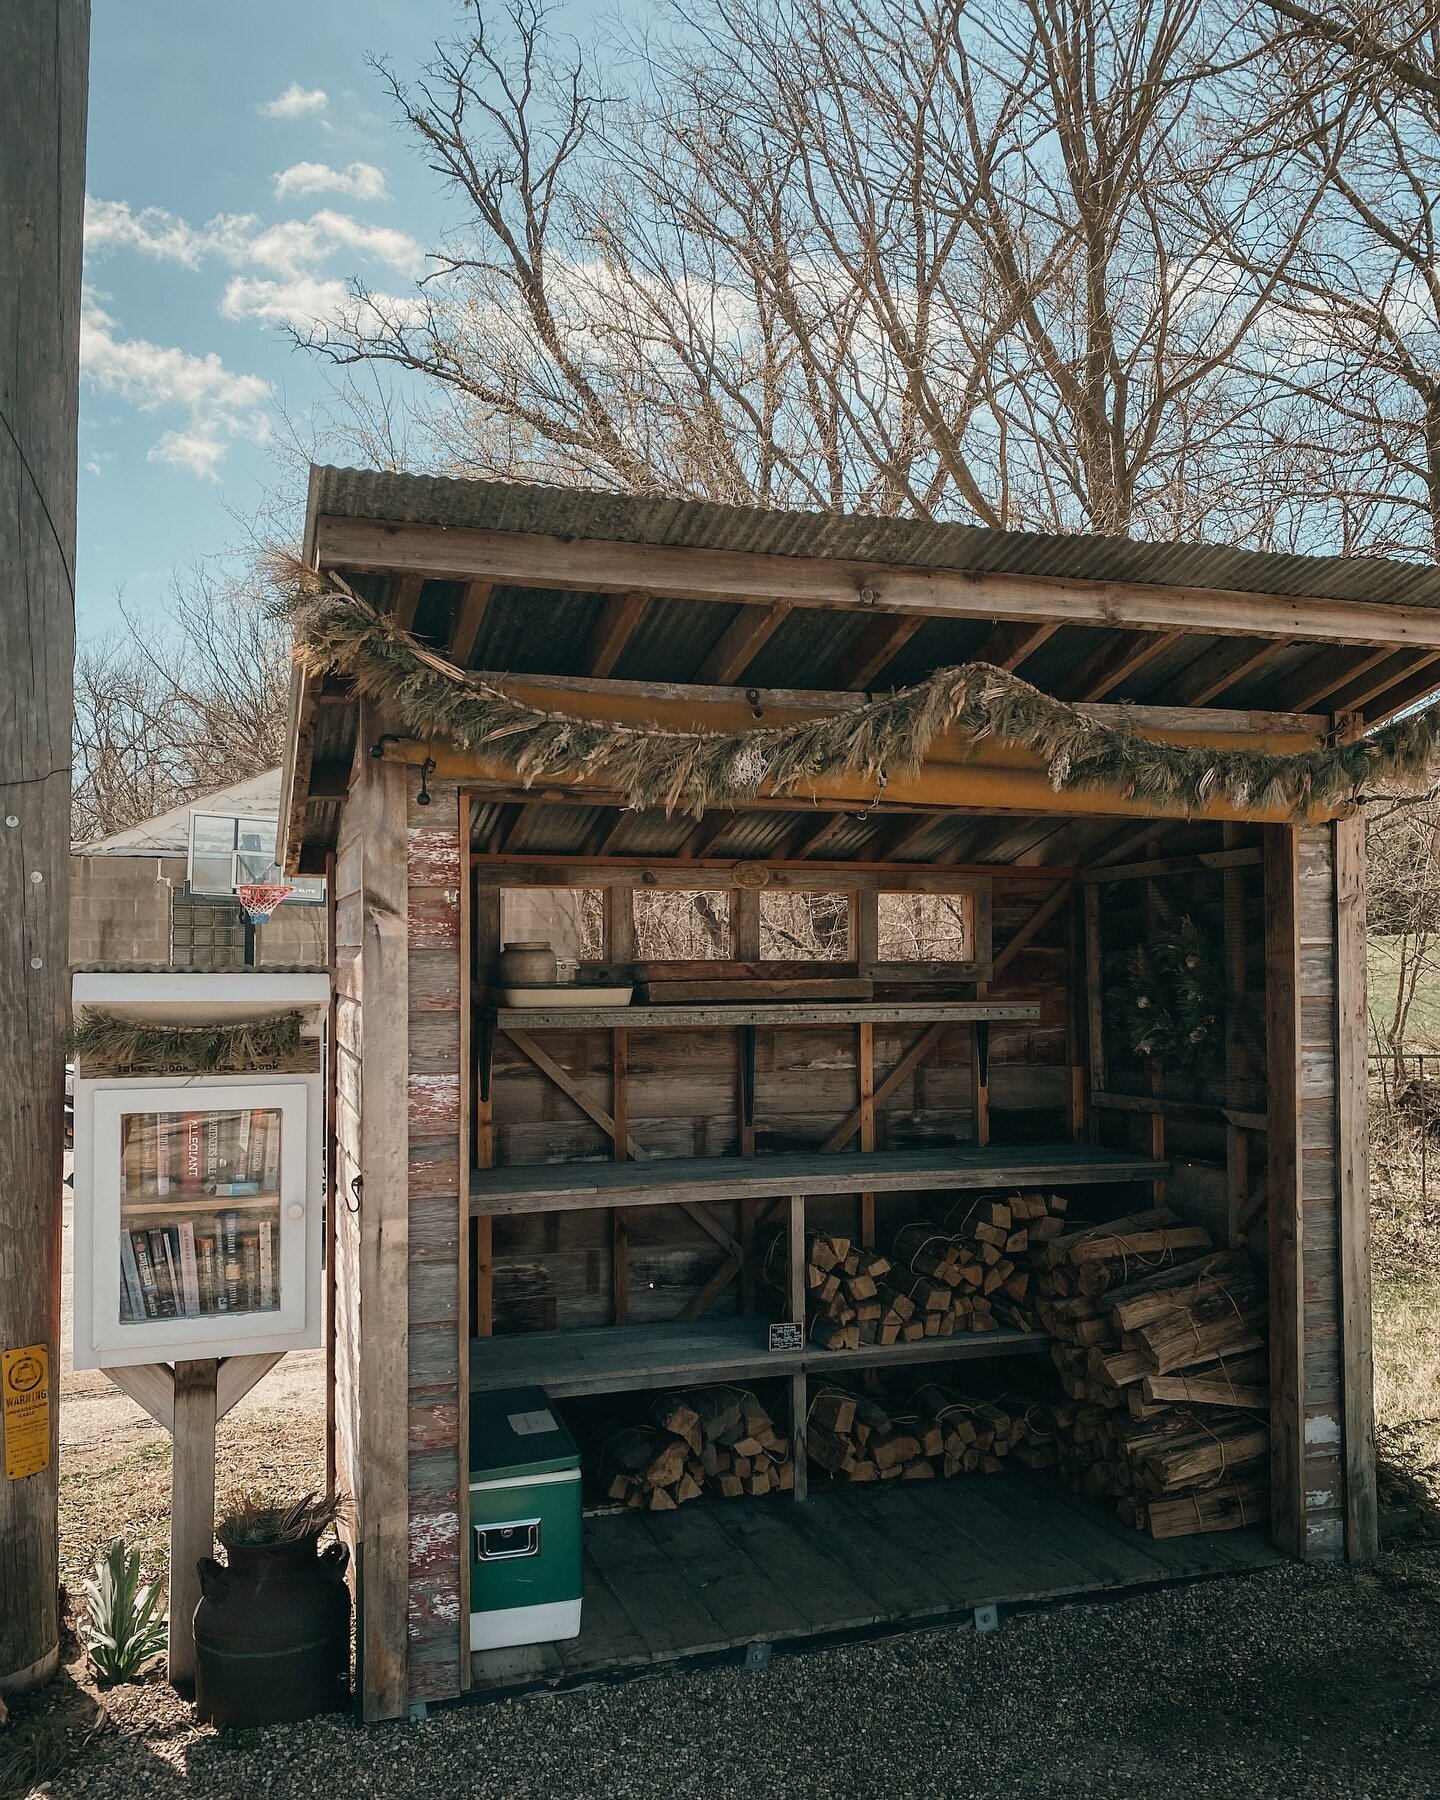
[468,1386,583,1650]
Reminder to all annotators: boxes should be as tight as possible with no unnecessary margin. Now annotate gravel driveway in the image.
[35,1543,1440,1800]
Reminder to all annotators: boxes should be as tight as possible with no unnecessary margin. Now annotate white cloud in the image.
[243,210,425,280]
[274,160,387,204]
[80,297,271,479]
[221,274,350,326]
[257,83,328,120]
[221,274,427,331]
[85,195,424,284]
[147,430,230,479]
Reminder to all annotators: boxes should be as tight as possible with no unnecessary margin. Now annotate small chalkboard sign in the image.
[768,1321,804,1352]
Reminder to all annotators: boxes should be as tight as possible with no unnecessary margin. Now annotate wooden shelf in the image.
[122,1192,279,1217]
[470,1143,1168,1217]
[488,1001,1040,1031]
[469,1314,1050,1397]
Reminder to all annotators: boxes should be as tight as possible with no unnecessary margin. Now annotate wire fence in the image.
[1371,1052,1437,1202]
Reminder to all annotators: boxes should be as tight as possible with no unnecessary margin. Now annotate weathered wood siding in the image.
[405,780,466,1702]
[1265,821,1372,1561]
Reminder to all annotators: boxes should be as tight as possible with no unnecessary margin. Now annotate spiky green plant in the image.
[82,1540,167,1684]
[217,1486,346,1547]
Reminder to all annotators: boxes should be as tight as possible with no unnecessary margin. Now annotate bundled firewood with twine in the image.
[1029,1207,1269,1537]
[805,1379,1062,1483]
[761,1229,897,1351]
[598,1386,794,1508]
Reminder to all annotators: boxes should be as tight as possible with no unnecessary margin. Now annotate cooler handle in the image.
[474,1517,541,1561]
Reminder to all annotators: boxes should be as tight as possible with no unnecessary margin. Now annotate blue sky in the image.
[79,0,476,640]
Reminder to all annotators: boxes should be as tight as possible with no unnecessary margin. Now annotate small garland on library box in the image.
[72,1009,311,1075]
[1110,918,1225,1070]
[271,558,1440,822]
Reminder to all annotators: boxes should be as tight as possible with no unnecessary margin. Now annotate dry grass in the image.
[57,1398,324,1605]
[1370,1099,1440,1515]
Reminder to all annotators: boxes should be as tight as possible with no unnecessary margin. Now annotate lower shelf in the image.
[468,1314,1049,1397]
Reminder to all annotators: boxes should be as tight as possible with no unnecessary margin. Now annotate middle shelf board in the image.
[469,1142,1169,1217]
[468,1313,1051,1398]
[488,1002,1041,1031]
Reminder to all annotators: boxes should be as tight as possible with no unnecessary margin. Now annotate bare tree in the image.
[72,566,289,842]
[299,0,1307,538]
[1237,4,1440,557]
[1366,791,1440,1084]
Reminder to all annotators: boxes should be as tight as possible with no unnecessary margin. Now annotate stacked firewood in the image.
[795,1230,899,1350]
[1031,1207,1269,1537]
[805,1380,1062,1483]
[598,1386,794,1509]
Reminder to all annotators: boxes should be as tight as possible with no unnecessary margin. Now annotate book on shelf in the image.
[259,1220,275,1310]
[241,1232,261,1311]
[145,1228,177,1317]
[182,1114,204,1193]
[221,1210,243,1312]
[128,1230,161,1319]
[194,1225,221,1313]
[178,1220,201,1318]
[155,1114,172,1196]
[213,1180,261,1197]
[119,1229,147,1321]
[261,1113,281,1190]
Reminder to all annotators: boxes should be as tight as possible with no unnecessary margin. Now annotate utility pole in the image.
[0,2,89,1693]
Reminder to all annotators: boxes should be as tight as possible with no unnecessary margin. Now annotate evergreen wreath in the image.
[272,557,1440,821]
[1112,917,1225,1070]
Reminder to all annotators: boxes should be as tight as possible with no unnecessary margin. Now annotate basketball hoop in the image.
[235,883,295,925]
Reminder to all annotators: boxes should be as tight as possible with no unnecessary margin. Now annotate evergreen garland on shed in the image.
[273,559,1440,821]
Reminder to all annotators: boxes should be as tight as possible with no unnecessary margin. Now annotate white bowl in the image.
[500,985,634,1009]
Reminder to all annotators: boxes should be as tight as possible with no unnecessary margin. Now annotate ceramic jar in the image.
[499,940,558,987]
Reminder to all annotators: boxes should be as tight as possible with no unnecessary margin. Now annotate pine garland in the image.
[72,1010,311,1075]
[272,558,1440,821]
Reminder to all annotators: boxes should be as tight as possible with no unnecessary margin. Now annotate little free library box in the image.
[266,467,1428,1718]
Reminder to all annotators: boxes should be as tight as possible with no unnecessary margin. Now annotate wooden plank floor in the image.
[469,1471,1283,1694]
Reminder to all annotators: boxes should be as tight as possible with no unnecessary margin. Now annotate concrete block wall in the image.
[70,853,326,968]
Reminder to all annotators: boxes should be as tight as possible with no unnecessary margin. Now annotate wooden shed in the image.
[278,467,1440,1721]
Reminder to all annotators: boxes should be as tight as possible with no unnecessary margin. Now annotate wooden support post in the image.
[611,1027,630,1325]
[1066,886,1087,1140]
[457,798,473,1687]
[1143,857,1166,1200]
[1264,825,1307,1561]
[605,886,636,1326]
[1335,812,1378,1561]
[168,1358,218,1690]
[732,886,761,960]
[324,849,339,1503]
[0,0,88,1696]
[971,1000,991,1149]
[789,1372,809,1503]
[472,881,500,1339]
[1083,884,1106,1139]
[1222,824,1252,1247]
[858,1022,876,1247]
[787,1195,806,1327]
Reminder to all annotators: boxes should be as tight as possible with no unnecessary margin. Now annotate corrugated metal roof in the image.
[306,464,1440,610]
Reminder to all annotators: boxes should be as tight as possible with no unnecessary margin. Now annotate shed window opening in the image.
[759,891,850,960]
[499,888,604,971]
[877,891,975,962]
[633,888,732,960]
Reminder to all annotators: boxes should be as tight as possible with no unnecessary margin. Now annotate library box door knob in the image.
[287,1203,305,1220]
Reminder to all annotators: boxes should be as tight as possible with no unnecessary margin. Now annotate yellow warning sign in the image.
[3,1344,51,1480]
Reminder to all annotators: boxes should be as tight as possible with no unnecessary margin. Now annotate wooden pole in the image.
[168,1360,219,1690]
[0,1,88,1696]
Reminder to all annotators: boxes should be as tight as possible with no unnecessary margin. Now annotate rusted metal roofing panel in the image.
[306,464,1440,610]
